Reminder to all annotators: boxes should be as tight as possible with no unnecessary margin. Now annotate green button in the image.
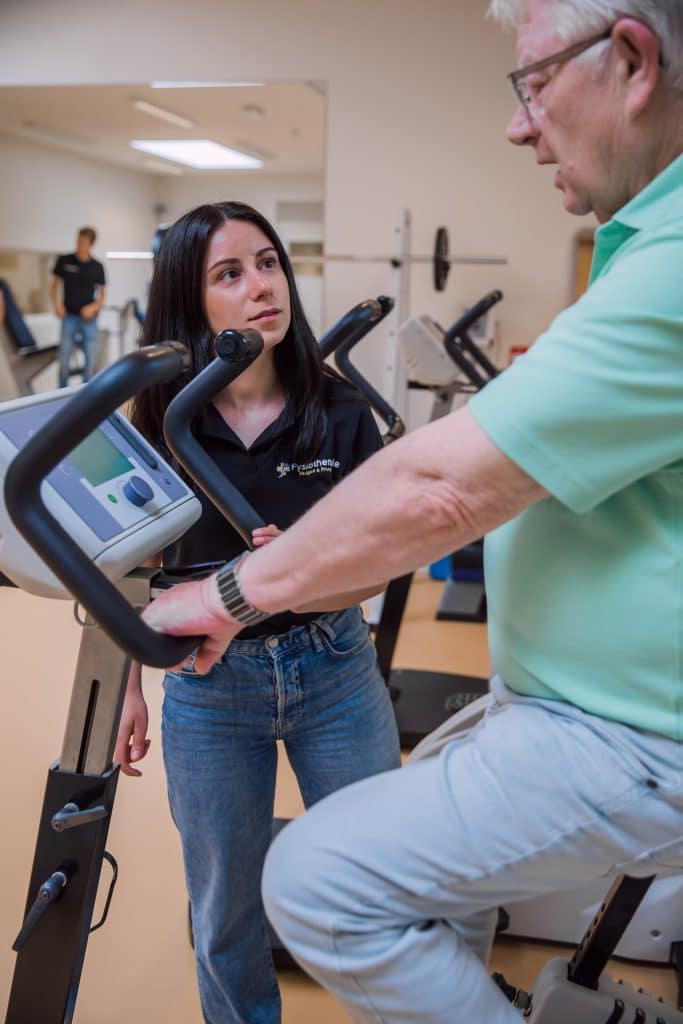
[107,493,118,504]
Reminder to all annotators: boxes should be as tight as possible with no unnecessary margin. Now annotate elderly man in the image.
[144,1,683,1020]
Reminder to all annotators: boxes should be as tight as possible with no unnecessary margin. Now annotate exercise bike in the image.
[0,331,264,1023]
[495,872,683,1021]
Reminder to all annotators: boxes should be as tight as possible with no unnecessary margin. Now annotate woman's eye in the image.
[260,257,277,270]
[220,267,240,280]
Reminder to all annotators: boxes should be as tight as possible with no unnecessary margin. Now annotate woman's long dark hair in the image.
[130,201,332,462]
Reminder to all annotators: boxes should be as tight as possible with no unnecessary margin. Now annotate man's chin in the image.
[560,187,592,217]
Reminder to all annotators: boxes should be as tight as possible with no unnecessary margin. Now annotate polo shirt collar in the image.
[590,151,683,282]
[614,151,683,231]
[197,399,297,450]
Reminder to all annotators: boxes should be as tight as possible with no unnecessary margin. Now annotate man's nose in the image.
[506,105,539,146]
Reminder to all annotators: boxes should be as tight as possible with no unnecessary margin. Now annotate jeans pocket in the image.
[165,653,198,682]
[321,630,370,659]
[319,613,371,659]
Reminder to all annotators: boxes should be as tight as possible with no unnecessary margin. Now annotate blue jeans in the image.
[58,312,99,387]
[162,606,401,1024]
[263,675,683,1024]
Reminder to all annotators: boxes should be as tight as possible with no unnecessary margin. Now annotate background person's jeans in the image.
[58,312,99,387]
[162,605,401,1024]
[263,675,683,1024]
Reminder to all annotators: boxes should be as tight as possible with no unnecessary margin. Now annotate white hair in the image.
[488,0,683,90]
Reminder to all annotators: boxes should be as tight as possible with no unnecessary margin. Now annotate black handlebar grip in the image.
[442,290,503,388]
[163,329,266,547]
[376,295,395,317]
[318,299,383,360]
[333,297,405,442]
[445,290,503,341]
[4,344,202,667]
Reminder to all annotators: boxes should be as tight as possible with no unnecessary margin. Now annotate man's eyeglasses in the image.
[508,26,614,120]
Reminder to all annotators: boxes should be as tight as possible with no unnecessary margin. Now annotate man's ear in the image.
[612,17,662,118]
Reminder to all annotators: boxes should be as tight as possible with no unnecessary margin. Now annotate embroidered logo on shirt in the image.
[276,458,341,479]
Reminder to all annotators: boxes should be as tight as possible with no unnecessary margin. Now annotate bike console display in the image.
[0,388,200,598]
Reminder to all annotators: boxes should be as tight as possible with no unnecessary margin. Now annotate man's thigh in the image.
[59,314,79,346]
[267,699,681,924]
[80,317,99,345]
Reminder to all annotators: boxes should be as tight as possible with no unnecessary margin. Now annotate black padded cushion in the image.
[0,278,39,351]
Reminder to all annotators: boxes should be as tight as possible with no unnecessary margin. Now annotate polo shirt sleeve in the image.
[52,255,65,278]
[95,261,106,286]
[348,402,384,472]
[469,228,683,514]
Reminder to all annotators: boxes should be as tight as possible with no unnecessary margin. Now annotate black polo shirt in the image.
[53,253,106,314]
[163,376,383,635]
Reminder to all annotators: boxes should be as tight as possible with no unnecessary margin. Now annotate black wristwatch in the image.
[215,554,270,626]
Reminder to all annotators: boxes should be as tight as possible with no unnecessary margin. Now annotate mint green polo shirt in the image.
[469,153,683,740]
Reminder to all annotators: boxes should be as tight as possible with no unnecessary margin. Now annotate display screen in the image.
[69,428,134,487]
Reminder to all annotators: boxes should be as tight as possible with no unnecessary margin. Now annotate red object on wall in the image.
[508,345,529,364]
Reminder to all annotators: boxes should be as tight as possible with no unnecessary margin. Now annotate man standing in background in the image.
[50,226,106,387]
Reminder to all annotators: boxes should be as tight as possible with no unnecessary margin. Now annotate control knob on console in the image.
[123,475,154,508]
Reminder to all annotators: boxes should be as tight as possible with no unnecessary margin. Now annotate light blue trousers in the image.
[263,676,683,1023]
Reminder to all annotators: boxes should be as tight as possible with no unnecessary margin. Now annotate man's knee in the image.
[262,815,326,939]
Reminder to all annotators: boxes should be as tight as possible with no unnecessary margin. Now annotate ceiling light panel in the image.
[149,81,265,89]
[130,139,263,169]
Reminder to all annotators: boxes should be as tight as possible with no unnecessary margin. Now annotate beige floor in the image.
[0,576,678,1022]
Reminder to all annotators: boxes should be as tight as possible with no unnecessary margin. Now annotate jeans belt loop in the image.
[309,614,337,651]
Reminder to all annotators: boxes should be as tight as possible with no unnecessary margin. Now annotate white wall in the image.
[158,172,324,226]
[0,0,596,423]
[159,173,326,333]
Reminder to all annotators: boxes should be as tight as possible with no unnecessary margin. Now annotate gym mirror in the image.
[0,80,326,363]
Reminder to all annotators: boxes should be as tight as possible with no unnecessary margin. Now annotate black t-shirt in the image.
[163,375,384,635]
[53,253,106,314]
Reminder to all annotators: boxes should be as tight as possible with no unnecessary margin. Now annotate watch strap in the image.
[216,554,269,626]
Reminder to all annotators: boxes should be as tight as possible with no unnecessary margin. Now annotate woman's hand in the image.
[114,687,151,777]
[252,523,281,547]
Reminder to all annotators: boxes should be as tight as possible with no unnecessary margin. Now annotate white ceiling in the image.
[0,81,326,176]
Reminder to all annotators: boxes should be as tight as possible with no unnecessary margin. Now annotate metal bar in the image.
[385,209,412,417]
[290,253,507,266]
[107,251,508,266]
[568,874,656,990]
[60,574,153,774]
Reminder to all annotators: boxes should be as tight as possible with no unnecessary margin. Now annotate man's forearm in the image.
[291,583,388,614]
[141,406,545,674]
[240,405,544,616]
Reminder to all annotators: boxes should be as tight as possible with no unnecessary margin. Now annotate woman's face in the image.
[203,219,292,350]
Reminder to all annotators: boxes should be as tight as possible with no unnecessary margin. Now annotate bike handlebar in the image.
[163,329,266,547]
[333,296,406,442]
[318,298,385,361]
[4,344,202,668]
